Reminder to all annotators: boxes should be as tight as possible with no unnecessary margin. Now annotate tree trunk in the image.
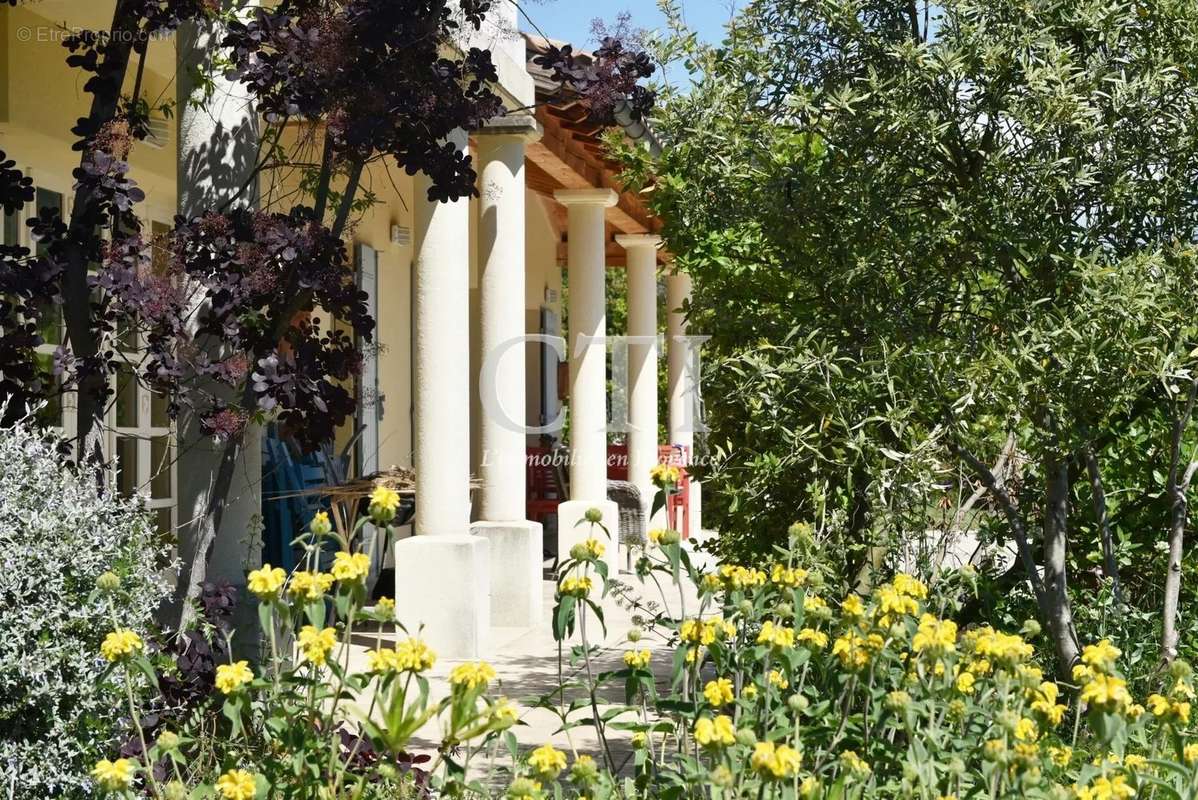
[62,0,139,459]
[1162,377,1198,662]
[1084,447,1122,604]
[1042,453,1080,670]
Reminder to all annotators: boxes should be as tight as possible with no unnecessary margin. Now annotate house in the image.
[0,1,704,658]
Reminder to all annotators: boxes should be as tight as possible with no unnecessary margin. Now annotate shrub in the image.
[89,486,1198,799]
[0,416,170,798]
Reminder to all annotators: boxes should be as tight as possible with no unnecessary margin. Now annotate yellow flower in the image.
[768,669,789,689]
[798,627,829,650]
[309,510,333,535]
[704,677,735,707]
[1080,673,1133,713]
[92,758,135,791]
[623,649,652,669]
[559,576,593,598]
[751,742,802,780]
[297,625,337,667]
[650,463,681,487]
[803,594,829,613]
[1014,717,1038,742]
[892,573,928,599]
[742,684,758,699]
[911,614,957,657]
[369,486,401,522]
[965,627,1033,668]
[770,564,809,588]
[956,672,976,694]
[216,769,257,800]
[506,777,543,800]
[841,593,865,619]
[694,715,736,748]
[288,571,333,601]
[832,631,873,670]
[215,660,253,694]
[331,551,370,583]
[1123,754,1147,770]
[1081,639,1121,675]
[719,564,767,591]
[1148,693,1190,724]
[375,597,395,619]
[1029,681,1066,726]
[1048,745,1072,766]
[756,620,796,650]
[247,564,286,599]
[700,573,723,593]
[839,750,872,778]
[100,629,143,663]
[876,584,919,617]
[1074,774,1134,800]
[1185,743,1198,765]
[582,538,605,559]
[528,744,567,779]
[449,661,496,690]
[368,641,434,674]
[490,697,519,729]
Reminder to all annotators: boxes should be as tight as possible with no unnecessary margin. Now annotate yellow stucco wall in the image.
[0,3,178,222]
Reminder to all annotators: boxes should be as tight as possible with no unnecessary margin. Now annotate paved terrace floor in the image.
[340,536,716,780]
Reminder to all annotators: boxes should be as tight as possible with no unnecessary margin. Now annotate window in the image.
[9,175,177,546]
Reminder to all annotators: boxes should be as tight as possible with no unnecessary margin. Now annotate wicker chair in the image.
[606,479,645,568]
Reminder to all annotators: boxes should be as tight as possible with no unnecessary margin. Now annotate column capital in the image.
[476,115,542,144]
[616,233,662,250]
[555,188,618,208]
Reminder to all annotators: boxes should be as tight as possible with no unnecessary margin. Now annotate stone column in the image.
[554,189,619,574]
[616,234,661,508]
[471,117,543,627]
[666,268,695,456]
[394,130,490,658]
[667,268,702,538]
[175,12,262,639]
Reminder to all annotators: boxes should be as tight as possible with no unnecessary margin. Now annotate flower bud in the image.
[787,694,809,714]
[156,731,180,752]
[737,599,754,616]
[96,571,121,593]
[983,739,1007,763]
[584,507,603,523]
[1171,658,1194,681]
[1020,619,1041,638]
[310,510,334,536]
[960,564,978,579]
[627,627,643,643]
[735,728,757,747]
[569,543,590,561]
[885,690,910,712]
[631,732,647,749]
[710,766,734,788]
[775,602,793,618]
[377,764,399,782]
[996,710,1019,734]
[163,782,188,800]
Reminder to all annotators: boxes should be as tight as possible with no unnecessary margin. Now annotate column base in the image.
[470,520,544,627]
[557,499,620,576]
[393,534,491,659]
[689,480,703,539]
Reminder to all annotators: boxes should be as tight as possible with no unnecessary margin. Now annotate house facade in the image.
[0,1,703,658]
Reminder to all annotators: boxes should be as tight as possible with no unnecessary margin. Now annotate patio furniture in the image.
[659,444,692,539]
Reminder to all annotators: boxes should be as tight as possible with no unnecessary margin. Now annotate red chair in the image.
[607,443,629,480]
[527,446,566,523]
[658,445,691,539]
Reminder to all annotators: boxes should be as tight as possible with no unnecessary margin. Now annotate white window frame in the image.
[9,169,177,546]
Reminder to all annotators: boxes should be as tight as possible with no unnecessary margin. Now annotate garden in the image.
[8,0,1198,798]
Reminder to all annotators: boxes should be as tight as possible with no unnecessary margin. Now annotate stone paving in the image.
[341,538,713,779]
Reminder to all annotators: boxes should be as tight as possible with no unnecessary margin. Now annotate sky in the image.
[518,0,735,84]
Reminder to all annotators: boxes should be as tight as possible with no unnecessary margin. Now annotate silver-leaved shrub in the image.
[0,416,170,798]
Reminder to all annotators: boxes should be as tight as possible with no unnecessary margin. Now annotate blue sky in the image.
[519,0,734,83]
